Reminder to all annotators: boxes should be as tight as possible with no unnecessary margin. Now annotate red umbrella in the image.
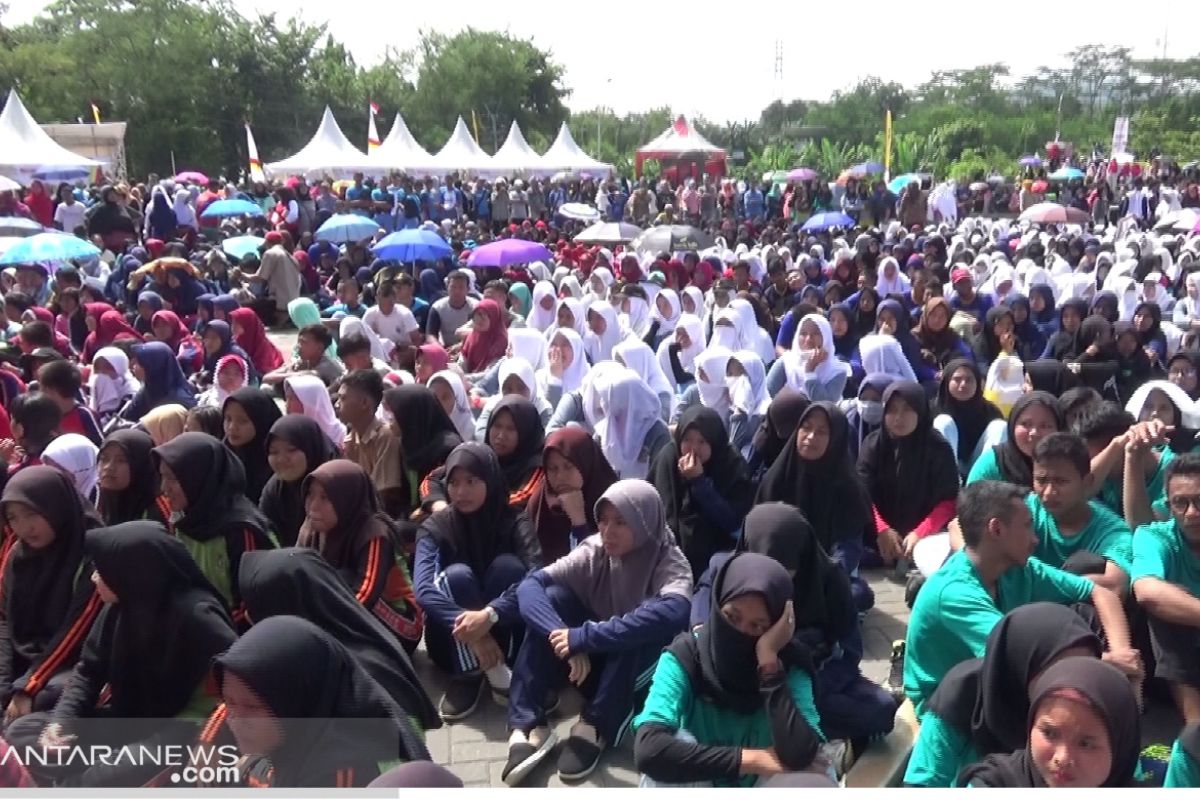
[1019,202,1090,225]
[1031,180,1049,193]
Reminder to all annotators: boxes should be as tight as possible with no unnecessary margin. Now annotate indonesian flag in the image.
[368,103,381,153]
[245,123,265,183]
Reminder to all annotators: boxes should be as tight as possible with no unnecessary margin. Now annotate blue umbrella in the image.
[202,198,265,218]
[801,212,856,232]
[888,174,918,194]
[371,229,452,262]
[0,231,99,266]
[221,235,265,260]
[315,213,380,244]
[1049,167,1085,181]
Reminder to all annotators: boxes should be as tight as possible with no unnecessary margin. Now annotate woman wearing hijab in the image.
[671,346,733,427]
[141,403,188,447]
[633,552,831,788]
[1041,297,1088,360]
[595,369,671,480]
[614,338,673,420]
[425,370,474,444]
[933,359,1007,476]
[971,305,1018,371]
[8,523,237,787]
[526,428,617,564]
[297,461,423,654]
[283,374,344,451]
[96,429,170,526]
[211,616,429,787]
[152,432,275,622]
[967,391,1064,487]
[958,657,1139,788]
[656,312,704,393]
[1069,315,1121,395]
[413,443,541,722]
[526,281,557,332]
[258,416,338,548]
[504,479,693,785]
[0,468,104,719]
[747,389,809,479]
[82,309,140,364]
[858,381,960,569]
[40,433,99,504]
[652,407,754,580]
[876,298,935,383]
[537,329,589,412]
[1006,295,1046,362]
[474,356,553,440]
[1023,359,1079,397]
[150,309,203,375]
[199,319,256,384]
[584,303,627,365]
[222,387,282,504]
[460,299,508,374]
[848,285,880,337]
[383,385,463,522]
[122,341,196,420]
[1114,319,1159,401]
[725,351,770,458]
[89,347,140,426]
[905,603,1103,787]
[770,313,849,402]
[914,296,973,375]
[229,307,284,376]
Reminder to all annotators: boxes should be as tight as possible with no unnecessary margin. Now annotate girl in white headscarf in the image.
[173,189,198,231]
[594,369,670,480]
[1140,272,1174,314]
[585,303,629,364]
[726,351,770,459]
[528,260,551,283]
[770,313,850,402]
[727,298,776,366]
[1173,272,1200,336]
[656,312,704,392]
[680,286,706,318]
[475,356,553,440]
[283,374,346,450]
[506,327,548,372]
[671,346,733,428]
[526,281,558,332]
[614,339,673,420]
[875,256,911,297]
[89,346,141,424]
[339,315,392,362]
[545,297,587,343]
[652,289,683,343]
[709,309,741,350]
[858,333,918,382]
[42,433,100,502]
[621,290,653,340]
[559,275,584,300]
[587,267,615,307]
[537,328,589,411]
[428,369,477,443]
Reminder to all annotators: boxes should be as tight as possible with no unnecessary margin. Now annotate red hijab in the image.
[460,299,508,373]
[229,307,284,374]
[83,308,140,363]
[151,309,193,350]
[417,342,449,374]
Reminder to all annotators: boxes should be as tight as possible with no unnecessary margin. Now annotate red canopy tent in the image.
[635,115,726,181]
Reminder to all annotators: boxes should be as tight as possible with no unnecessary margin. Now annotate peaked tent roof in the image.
[637,115,725,156]
[427,117,493,175]
[0,89,100,181]
[540,122,613,176]
[482,121,552,178]
[368,112,434,174]
[264,106,373,179]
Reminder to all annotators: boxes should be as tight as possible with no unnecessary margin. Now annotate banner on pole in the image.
[1112,116,1130,155]
[245,123,265,183]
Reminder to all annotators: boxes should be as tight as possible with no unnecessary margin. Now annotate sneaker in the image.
[904,570,925,609]
[486,664,512,706]
[883,640,906,702]
[438,675,484,722]
[502,727,558,787]
[557,720,604,782]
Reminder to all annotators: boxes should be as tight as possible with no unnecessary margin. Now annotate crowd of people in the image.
[0,157,1197,789]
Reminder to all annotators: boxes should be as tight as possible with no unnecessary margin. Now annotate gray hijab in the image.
[542,479,693,620]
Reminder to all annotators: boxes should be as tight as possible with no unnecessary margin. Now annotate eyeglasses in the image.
[1169,495,1200,513]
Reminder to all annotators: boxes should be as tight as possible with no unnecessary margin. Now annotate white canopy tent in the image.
[540,122,614,177]
[426,117,493,176]
[0,89,101,183]
[368,113,434,175]
[481,121,552,178]
[264,106,373,179]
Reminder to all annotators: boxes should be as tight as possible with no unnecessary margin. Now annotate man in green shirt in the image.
[1030,432,1133,596]
[904,480,1137,718]
[1131,452,1200,724]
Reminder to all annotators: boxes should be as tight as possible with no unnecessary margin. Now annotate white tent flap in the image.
[368,113,435,175]
[541,122,613,177]
[427,117,493,176]
[265,106,374,179]
[481,121,552,178]
[0,89,100,181]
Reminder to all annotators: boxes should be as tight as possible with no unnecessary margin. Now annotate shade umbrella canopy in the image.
[371,229,452,262]
[174,171,209,185]
[0,90,100,183]
[788,167,818,182]
[467,239,552,268]
[558,202,600,222]
[574,221,643,245]
[888,174,919,193]
[0,231,98,265]
[1049,167,1085,181]
[202,198,264,218]
[630,225,714,254]
[801,211,856,232]
[1018,155,1042,167]
[0,176,20,192]
[316,213,380,244]
[221,235,265,260]
[1019,202,1090,225]
[0,216,43,236]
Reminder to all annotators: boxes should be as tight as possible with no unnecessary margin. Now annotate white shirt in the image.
[54,202,86,233]
[363,303,418,346]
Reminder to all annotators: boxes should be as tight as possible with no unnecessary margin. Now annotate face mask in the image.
[858,398,884,426]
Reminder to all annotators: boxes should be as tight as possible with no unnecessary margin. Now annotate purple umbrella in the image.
[467,239,553,268]
[788,167,818,182]
[1018,155,1042,167]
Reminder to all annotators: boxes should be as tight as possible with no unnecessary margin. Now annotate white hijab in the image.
[727,350,770,416]
[693,346,733,418]
[681,285,706,318]
[539,327,590,396]
[782,313,849,389]
[594,369,662,480]
[498,356,540,402]
[875,257,911,296]
[622,295,652,338]
[428,369,476,443]
[859,333,917,382]
[43,433,99,500]
[506,327,547,372]
[614,338,673,402]
[585,303,628,364]
[588,268,615,305]
[657,312,704,381]
[581,361,627,432]
[89,346,140,416]
[545,297,586,342]
[526,280,558,332]
[339,315,391,361]
[285,374,346,448]
[653,289,682,336]
[1125,380,1200,429]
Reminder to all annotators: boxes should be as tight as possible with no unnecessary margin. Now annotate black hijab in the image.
[958,657,1140,788]
[757,402,869,553]
[1078,314,1117,358]
[652,405,754,580]
[86,521,237,718]
[926,603,1102,756]
[1046,298,1088,359]
[297,460,395,575]
[975,306,1015,364]
[222,388,282,503]
[258,416,338,548]
[668,552,807,715]
[857,381,960,534]
[383,385,463,479]
[935,359,1002,462]
[213,615,429,788]
[750,388,810,472]
[96,429,166,526]
[0,466,102,672]
[238,548,438,731]
[486,395,544,496]
[417,442,540,578]
[992,392,1063,488]
[737,502,855,648]
[1023,359,1079,396]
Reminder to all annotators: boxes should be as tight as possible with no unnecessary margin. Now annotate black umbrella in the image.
[630,225,714,254]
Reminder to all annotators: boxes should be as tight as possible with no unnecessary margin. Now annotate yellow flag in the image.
[90,103,101,124]
[884,109,893,181]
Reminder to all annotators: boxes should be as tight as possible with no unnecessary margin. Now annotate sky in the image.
[4,0,1197,123]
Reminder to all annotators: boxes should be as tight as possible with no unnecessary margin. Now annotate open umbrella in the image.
[888,174,919,193]
[630,225,714,254]
[0,176,20,192]
[0,217,43,237]
[1031,180,1049,194]
[1019,203,1090,225]
[853,161,884,175]
[801,212,856,232]
[174,171,209,185]
[1018,155,1042,167]
[788,167,818,182]
[1049,167,1085,181]
[574,221,643,245]
[316,213,380,244]
[558,203,601,222]
[467,239,553,268]
[221,235,266,260]
[762,170,789,185]
[371,229,452,262]
[201,198,265,218]
[0,231,98,266]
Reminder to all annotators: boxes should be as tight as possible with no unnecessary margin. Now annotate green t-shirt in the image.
[965,447,1003,485]
[1098,446,1173,518]
[1027,494,1134,575]
[903,549,1094,717]
[1131,519,1200,598]
[903,709,980,787]
[632,647,825,788]
[1165,735,1200,788]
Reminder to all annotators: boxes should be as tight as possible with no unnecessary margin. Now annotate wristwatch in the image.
[485,606,499,625]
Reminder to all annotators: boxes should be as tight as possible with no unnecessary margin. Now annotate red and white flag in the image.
[368,103,381,153]
[245,123,265,183]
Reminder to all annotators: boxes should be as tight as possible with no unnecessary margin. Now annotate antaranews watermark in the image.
[2,743,241,785]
